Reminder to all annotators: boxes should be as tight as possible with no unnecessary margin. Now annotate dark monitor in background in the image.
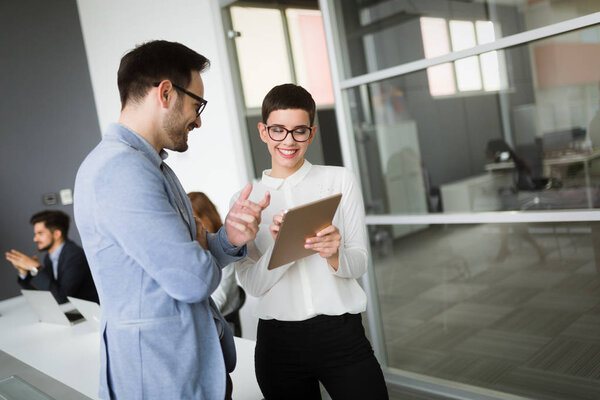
[541,127,586,152]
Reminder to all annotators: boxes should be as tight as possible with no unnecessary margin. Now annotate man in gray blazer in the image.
[74,40,269,400]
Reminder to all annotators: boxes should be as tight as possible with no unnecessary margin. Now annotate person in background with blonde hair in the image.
[188,192,245,336]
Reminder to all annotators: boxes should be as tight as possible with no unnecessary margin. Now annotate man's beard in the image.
[38,239,53,252]
[163,98,189,152]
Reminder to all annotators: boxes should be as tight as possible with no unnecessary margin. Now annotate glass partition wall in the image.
[347,25,600,217]
[219,0,600,398]
[372,220,600,399]
[320,1,600,399]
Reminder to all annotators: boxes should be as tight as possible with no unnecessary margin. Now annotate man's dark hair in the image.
[117,40,210,109]
[30,210,70,238]
[261,84,316,125]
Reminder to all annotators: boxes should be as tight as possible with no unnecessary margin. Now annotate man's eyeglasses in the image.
[152,82,207,117]
[265,125,313,142]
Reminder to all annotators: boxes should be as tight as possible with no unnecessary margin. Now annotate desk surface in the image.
[0,296,262,400]
[542,148,600,166]
[485,149,600,171]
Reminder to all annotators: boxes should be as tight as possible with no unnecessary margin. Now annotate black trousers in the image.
[255,313,389,400]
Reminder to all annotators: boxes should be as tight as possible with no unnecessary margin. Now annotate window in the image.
[230,7,292,108]
[286,9,335,105]
[230,6,334,107]
[226,3,342,179]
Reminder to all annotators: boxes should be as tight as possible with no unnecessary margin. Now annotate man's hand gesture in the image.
[225,184,270,247]
[5,250,40,275]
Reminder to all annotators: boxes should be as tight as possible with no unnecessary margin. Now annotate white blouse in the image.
[230,161,368,321]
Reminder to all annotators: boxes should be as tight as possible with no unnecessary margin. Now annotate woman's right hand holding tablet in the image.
[269,210,286,240]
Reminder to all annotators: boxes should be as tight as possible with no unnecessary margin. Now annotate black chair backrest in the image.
[514,141,550,191]
[485,139,512,162]
[515,142,543,179]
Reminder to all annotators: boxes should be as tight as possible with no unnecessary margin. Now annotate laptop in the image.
[21,290,84,326]
[67,296,101,330]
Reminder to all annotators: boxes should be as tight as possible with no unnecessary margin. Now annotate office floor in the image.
[374,223,600,400]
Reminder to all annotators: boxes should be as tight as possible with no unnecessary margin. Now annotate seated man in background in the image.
[188,192,246,336]
[5,210,98,304]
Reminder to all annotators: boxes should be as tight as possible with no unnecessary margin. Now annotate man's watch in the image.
[30,266,39,276]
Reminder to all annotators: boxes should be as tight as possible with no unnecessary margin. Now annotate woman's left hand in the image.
[305,225,341,270]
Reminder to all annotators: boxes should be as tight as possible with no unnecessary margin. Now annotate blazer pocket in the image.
[115,314,180,328]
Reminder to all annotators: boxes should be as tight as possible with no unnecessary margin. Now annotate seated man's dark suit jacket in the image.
[18,240,99,304]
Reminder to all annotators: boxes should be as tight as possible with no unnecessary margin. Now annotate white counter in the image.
[0,295,262,400]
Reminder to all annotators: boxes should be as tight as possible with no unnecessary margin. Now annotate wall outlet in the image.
[42,193,57,205]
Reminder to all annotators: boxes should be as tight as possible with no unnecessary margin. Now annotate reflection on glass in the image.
[336,0,600,79]
[371,221,600,400]
[347,26,600,215]
[0,376,54,400]
[426,63,456,96]
[480,51,502,91]
[476,20,495,44]
[449,20,477,51]
[421,17,456,96]
[421,17,451,58]
[455,56,483,91]
[421,17,506,96]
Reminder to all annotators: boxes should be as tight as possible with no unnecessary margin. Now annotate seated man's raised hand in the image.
[5,250,40,275]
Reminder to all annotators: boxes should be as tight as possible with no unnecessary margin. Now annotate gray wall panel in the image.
[0,0,101,300]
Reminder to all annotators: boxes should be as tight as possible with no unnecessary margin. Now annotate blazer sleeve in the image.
[93,155,226,304]
[18,255,51,291]
[207,227,247,269]
[17,273,35,290]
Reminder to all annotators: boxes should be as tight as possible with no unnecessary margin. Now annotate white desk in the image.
[0,295,262,400]
[440,172,513,212]
[543,149,600,208]
[484,149,600,208]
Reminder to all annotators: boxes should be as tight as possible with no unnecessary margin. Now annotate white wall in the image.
[76,0,260,339]
[76,0,252,216]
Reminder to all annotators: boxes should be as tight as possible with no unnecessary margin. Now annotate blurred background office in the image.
[1,1,600,399]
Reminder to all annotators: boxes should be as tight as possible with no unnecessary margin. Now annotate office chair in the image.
[485,139,558,262]
[513,141,566,209]
[485,138,512,164]
[514,143,551,189]
[485,139,560,210]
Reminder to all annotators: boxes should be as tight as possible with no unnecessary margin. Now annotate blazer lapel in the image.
[160,163,195,240]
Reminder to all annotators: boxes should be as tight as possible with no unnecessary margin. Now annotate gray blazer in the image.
[74,123,244,400]
[18,239,98,304]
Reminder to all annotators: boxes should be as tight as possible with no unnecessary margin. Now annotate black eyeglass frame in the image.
[265,125,314,142]
[152,81,207,116]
